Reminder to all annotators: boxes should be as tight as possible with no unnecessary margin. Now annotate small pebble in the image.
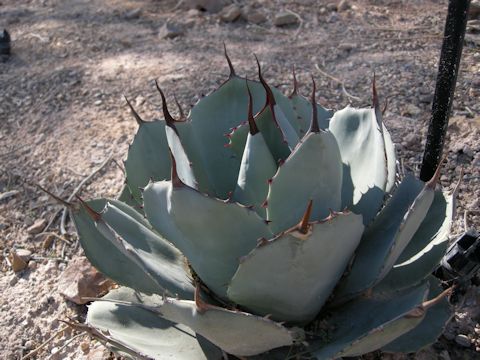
[219,4,241,22]
[80,341,90,353]
[159,23,184,39]
[124,8,141,19]
[337,0,350,12]
[27,219,47,235]
[9,275,18,287]
[273,11,299,26]
[326,3,337,11]
[455,334,471,347]
[94,100,102,106]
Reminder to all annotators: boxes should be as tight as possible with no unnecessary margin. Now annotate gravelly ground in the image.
[0,0,479,359]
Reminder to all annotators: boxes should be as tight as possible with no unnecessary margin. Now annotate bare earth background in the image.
[1,0,479,359]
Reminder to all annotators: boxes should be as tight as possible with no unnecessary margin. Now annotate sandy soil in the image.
[1,0,479,359]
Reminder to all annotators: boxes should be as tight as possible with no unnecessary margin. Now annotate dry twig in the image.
[314,64,361,102]
[285,9,304,39]
[45,333,86,360]
[21,325,69,360]
[35,231,72,245]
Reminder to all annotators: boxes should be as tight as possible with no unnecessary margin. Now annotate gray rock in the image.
[463,145,474,157]
[455,334,471,347]
[159,23,184,39]
[243,9,267,24]
[326,3,337,11]
[337,0,350,12]
[273,11,298,27]
[26,219,47,235]
[219,4,241,22]
[468,0,480,20]
[0,190,19,202]
[187,8,201,17]
[465,33,480,46]
[404,103,422,116]
[124,8,141,19]
[338,42,355,51]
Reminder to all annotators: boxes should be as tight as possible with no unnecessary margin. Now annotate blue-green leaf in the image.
[266,131,342,233]
[228,212,363,323]
[143,181,273,298]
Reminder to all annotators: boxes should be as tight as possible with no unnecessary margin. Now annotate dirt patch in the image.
[1,0,479,358]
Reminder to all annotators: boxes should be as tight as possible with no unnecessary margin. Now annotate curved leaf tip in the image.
[155,80,178,127]
[124,95,145,125]
[223,42,236,77]
[255,54,276,108]
[246,80,259,135]
[76,194,102,221]
[290,64,298,97]
[309,76,320,133]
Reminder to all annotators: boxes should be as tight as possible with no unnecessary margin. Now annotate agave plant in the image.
[71,49,458,359]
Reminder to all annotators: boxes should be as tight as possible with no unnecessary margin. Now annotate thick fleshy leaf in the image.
[382,277,453,353]
[375,189,456,293]
[270,88,302,136]
[118,184,143,213]
[87,287,223,360]
[272,103,300,150]
[271,83,331,137]
[143,181,273,298]
[227,212,364,323]
[383,123,397,193]
[124,121,171,203]
[233,132,277,217]
[228,106,298,162]
[72,199,162,295]
[289,94,331,135]
[334,175,434,300]
[266,131,342,233]
[165,125,197,189]
[329,107,388,225]
[99,202,194,299]
[175,77,266,198]
[226,121,249,160]
[254,105,292,162]
[310,281,430,359]
[89,287,302,357]
[228,95,332,161]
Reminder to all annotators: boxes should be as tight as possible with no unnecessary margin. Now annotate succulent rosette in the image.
[73,49,457,359]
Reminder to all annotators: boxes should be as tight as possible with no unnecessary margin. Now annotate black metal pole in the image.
[419,0,470,182]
